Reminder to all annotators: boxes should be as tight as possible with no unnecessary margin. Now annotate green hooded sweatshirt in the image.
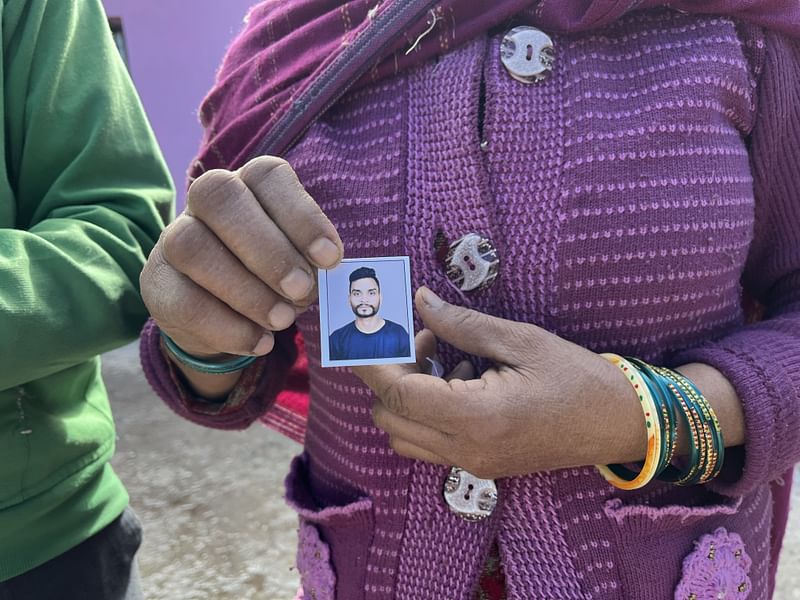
[0,0,173,580]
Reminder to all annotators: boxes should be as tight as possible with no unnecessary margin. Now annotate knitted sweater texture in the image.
[142,9,800,600]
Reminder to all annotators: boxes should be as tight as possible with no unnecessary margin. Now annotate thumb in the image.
[415,286,524,363]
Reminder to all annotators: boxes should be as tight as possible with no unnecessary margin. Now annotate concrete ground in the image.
[104,343,799,600]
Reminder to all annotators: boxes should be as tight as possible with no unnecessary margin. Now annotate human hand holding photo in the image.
[354,287,745,480]
[140,156,344,397]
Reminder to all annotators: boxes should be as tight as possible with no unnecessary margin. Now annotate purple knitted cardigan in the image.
[141,5,800,600]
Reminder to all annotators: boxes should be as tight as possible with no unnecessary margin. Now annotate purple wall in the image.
[102,1,257,210]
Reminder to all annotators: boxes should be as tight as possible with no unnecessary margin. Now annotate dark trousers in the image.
[0,507,143,600]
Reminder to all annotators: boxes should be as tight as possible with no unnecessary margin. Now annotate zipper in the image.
[252,0,441,159]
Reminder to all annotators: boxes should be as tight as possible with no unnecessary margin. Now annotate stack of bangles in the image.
[160,331,257,375]
[597,353,724,490]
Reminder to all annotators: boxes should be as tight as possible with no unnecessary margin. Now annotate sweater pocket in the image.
[603,487,742,537]
[602,485,770,600]
[285,453,374,600]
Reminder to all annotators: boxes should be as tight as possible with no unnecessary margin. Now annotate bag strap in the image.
[253,0,440,158]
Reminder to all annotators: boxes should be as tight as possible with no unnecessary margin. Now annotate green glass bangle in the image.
[653,366,724,486]
[669,378,712,485]
[656,376,702,485]
[160,331,257,375]
[666,369,725,484]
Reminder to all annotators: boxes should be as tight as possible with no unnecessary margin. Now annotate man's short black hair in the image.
[349,266,380,290]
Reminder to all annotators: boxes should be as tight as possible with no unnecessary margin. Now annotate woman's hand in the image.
[140,156,343,396]
[353,287,649,480]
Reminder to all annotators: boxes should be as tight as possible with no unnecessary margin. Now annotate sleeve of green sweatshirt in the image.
[0,0,174,391]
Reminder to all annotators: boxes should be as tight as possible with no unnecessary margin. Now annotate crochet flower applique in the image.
[675,528,752,600]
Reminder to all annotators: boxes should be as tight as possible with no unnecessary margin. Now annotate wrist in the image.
[160,331,257,375]
[170,356,245,401]
[590,360,743,465]
[558,355,648,469]
[675,362,744,448]
[594,356,733,489]
[159,335,248,400]
[593,355,650,465]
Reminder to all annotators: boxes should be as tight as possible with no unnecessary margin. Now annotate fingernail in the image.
[308,237,341,268]
[280,268,313,301]
[252,332,274,356]
[419,287,444,309]
[455,360,474,377]
[268,302,296,330]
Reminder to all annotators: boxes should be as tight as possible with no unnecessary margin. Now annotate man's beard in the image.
[352,303,378,318]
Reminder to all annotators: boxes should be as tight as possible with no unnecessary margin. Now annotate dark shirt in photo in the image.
[329,320,410,360]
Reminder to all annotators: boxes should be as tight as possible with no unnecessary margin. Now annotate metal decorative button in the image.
[443,467,498,522]
[445,233,499,292]
[500,26,554,84]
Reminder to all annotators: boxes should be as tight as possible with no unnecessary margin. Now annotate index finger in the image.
[353,366,482,432]
[238,157,344,269]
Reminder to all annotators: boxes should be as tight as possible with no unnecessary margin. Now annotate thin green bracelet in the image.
[656,376,703,485]
[663,368,725,485]
[160,331,257,375]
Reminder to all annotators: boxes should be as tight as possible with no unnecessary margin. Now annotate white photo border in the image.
[318,256,416,368]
